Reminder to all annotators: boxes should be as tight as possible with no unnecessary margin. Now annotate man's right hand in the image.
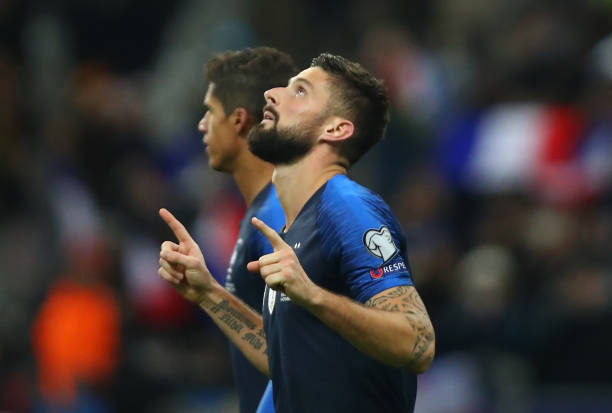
[158,208,216,304]
[159,209,270,376]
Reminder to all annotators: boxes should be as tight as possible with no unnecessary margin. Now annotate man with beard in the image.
[158,53,435,413]
[194,47,295,413]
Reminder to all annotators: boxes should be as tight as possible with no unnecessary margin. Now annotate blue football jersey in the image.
[226,182,283,413]
[262,174,416,413]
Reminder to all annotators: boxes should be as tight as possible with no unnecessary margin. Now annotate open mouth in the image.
[262,105,278,122]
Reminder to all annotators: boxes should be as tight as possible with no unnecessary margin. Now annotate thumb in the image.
[251,217,286,251]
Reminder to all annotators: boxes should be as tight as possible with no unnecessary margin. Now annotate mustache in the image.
[263,105,279,122]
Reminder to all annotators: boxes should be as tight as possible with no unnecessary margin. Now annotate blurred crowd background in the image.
[1,0,611,412]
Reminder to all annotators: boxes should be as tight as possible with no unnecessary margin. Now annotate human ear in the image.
[319,117,354,143]
[231,107,250,134]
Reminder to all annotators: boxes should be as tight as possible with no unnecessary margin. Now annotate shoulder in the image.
[317,174,405,258]
[253,184,285,232]
[318,174,400,232]
[316,175,413,302]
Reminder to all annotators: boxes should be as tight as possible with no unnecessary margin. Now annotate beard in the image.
[247,114,321,165]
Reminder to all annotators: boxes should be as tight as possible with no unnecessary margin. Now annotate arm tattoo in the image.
[206,299,267,352]
[242,332,264,350]
[365,286,434,365]
[210,299,257,329]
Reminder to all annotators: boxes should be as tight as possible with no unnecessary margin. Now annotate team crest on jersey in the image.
[363,225,398,263]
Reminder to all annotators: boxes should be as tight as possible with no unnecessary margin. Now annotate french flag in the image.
[437,103,610,203]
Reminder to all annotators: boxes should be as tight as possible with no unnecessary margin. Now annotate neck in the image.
[273,151,347,231]
[232,150,274,206]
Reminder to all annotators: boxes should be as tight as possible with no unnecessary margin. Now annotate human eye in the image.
[295,86,306,97]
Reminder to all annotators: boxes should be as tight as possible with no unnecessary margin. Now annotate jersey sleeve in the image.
[317,184,413,303]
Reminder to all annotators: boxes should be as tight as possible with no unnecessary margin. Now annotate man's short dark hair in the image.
[206,47,297,122]
[311,53,390,167]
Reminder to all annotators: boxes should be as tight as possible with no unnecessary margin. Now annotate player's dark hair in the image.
[311,53,390,167]
[206,47,297,122]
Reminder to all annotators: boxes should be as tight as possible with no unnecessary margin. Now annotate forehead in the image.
[204,83,216,102]
[290,67,331,93]
[204,83,225,111]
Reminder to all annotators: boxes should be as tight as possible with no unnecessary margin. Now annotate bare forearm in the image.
[308,290,413,365]
[306,286,435,373]
[157,210,269,375]
[199,284,269,376]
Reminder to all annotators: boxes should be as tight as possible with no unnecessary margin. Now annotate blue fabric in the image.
[262,174,417,413]
[318,174,413,302]
[255,381,274,413]
[225,183,283,413]
[436,110,481,187]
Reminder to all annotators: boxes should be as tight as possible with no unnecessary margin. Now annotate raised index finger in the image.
[159,208,194,243]
[251,217,286,251]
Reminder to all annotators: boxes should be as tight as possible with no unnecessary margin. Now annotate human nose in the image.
[264,88,281,106]
[198,112,209,133]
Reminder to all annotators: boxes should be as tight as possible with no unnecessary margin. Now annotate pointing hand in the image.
[158,208,217,304]
[247,217,320,307]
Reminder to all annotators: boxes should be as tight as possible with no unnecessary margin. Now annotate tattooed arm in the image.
[305,285,435,373]
[364,286,435,372]
[248,217,435,373]
[198,284,269,376]
[157,208,269,376]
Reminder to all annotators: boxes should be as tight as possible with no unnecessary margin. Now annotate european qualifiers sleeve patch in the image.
[363,225,398,263]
